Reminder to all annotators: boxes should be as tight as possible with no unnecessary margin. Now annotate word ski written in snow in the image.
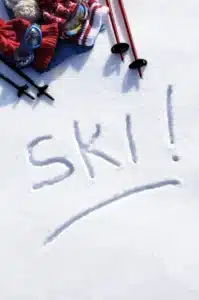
[27,115,137,189]
[27,107,179,190]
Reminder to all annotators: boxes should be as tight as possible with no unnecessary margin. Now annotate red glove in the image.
[0,18,59,70]
[0,18,29,56]
[34,22,59,70]
[39,0,79,26]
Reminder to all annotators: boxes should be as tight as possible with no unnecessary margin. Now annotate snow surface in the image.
[1,0,199,299]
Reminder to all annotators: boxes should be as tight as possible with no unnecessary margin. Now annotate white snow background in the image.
[0,0,199,299]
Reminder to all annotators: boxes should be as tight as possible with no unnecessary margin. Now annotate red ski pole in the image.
[105,0,129,61]
[118,0,147,78]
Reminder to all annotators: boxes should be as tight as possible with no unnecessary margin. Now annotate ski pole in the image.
[0,73,35,100]
[0,54,54,101]
[105,0,129,61]
[118,0,147,77]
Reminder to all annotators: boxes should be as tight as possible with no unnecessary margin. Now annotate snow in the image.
[1,0,199,299]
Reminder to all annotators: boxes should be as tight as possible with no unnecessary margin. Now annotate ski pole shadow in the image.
[103,54,122,76]
[39,49,92,85]
[122,68,140,93]
[31,94,55,109]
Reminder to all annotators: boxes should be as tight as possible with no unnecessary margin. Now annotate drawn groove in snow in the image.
[126,114,138,163]
[44,179,181,244]
[73,120,121,178]
[27,135,75,189]
[166,85,180,162]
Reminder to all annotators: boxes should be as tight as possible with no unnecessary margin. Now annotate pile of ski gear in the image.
[0,0,109,71]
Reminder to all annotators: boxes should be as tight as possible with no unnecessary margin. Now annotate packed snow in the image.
[1,0,199,298]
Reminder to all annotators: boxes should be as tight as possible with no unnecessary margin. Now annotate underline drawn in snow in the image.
[126,114,138,163]
[166,85,180,162]
[44,179,180,245]
[73,120,121,178]
[27,135,75,190]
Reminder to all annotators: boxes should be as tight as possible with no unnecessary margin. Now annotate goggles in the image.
[63,2,89,37]
[23,24,42,50]
[14,24,42,68]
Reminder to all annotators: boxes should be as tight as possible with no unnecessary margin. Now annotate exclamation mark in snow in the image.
[166,85,180,162]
